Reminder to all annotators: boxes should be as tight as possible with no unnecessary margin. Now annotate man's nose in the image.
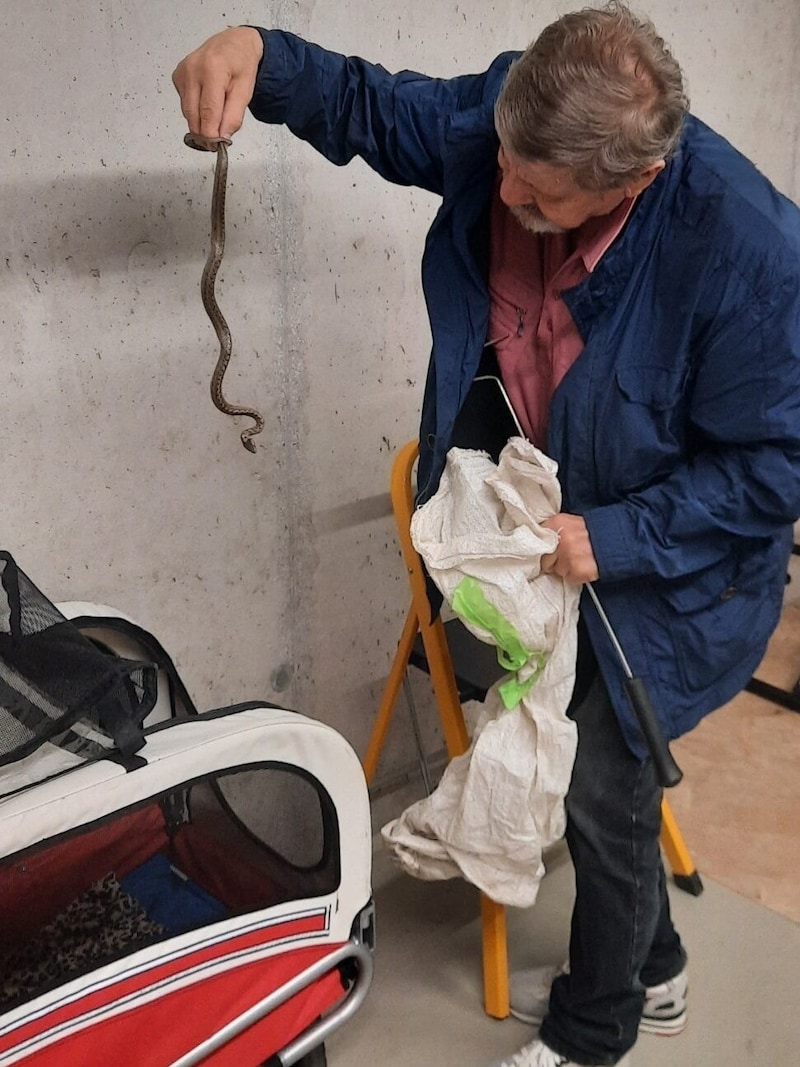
[499,170,536,209]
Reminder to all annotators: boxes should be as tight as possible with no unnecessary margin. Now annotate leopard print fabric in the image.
[0,872,166,1010]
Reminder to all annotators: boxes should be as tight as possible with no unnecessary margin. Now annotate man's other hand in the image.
[540,513,599,583]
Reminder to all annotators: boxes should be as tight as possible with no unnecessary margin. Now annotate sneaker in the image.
[508,963,565,1027]
[488,1036,631,1067]
[640,967,689,1035]
[509,963,688,1036]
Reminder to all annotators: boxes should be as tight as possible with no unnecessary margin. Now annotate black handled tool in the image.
[585,584,683,788]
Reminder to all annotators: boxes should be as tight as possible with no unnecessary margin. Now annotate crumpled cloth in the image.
[381,438,580,907]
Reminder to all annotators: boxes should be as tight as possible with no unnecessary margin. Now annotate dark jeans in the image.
[539,665,687,1065]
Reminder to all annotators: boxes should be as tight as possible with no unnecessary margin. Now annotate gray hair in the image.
[494,2,689,191]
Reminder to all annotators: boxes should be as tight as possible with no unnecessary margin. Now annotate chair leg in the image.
[481,894,510,1019]
[660,797,704,896]
[363,605,419,786]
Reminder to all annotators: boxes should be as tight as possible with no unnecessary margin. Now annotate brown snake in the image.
[188,134,265,453]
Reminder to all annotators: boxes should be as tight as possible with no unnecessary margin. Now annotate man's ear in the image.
[625,159,666,197]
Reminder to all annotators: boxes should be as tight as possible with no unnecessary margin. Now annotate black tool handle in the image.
[623,676,683,788]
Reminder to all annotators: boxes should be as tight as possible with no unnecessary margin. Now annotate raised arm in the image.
[174,27,513,195]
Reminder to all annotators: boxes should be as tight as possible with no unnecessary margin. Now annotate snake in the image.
[190,134,265,453]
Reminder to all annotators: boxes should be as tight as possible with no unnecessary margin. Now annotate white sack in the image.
[381,438,580,908]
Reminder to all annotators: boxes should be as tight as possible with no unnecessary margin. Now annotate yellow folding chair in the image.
[364,440,703,1019]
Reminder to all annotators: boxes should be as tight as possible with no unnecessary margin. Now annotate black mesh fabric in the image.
[0,553,157,767]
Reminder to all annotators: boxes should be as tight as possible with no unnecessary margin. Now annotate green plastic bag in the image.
[451,576,547,710]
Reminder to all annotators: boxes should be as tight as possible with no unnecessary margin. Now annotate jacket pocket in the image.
[614,364,688,410]
[657,551,783,692]
[598,365,689,496]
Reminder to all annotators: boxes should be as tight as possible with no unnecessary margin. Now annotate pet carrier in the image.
[0,562,374,1067]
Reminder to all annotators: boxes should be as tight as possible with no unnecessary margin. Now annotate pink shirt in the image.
[487,185,637,449]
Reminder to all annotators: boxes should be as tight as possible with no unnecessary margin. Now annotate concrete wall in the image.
[1,1,798,808]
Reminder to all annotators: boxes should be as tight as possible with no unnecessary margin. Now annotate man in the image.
[173,5,800,1065]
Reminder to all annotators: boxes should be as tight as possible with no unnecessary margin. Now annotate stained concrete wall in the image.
[1,1,798,809]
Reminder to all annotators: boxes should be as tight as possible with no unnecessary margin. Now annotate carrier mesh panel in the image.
[214,767,325,868]
[0,762,342,1008]
[0,552,157,768]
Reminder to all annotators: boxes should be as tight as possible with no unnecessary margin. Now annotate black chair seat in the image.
[409,618,506,704]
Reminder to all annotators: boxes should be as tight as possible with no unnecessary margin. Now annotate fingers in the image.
[219,64,261,139]
[540,548,598,583]
[540,550,571,579]
[172,27,264,144]
[172,49,211,138]
[540,550,559,575]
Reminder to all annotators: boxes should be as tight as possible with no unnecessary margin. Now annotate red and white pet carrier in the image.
[0,595,374,1067]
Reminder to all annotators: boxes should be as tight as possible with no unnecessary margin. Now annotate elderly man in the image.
[173,4,800,1065]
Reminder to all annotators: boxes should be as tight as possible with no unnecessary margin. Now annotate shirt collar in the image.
[577,196,638,273]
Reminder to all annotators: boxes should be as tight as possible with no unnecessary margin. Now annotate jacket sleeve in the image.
[248,29,509,196]
[584,270,800,582]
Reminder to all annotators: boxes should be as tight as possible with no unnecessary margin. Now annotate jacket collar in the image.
[565,140,685,333]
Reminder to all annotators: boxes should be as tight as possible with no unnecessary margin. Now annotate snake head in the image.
[241,434,257,454]
[183,133,233,153]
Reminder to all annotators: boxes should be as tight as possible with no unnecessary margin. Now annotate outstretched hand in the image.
[172,27,264,145]
[540,513,599,584]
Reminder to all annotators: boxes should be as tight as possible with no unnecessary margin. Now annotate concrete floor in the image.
[328,840,800,1066]
[328,588,800,1067]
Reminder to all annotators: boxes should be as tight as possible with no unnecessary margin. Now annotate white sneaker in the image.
[488,1036,631,1067]
[509,963,688,1036]
[508,963,565,1027]
[640,967,689,1035]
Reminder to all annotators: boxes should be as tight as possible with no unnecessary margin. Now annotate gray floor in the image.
[328,839,800,1067]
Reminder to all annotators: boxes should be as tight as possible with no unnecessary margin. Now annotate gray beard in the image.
[510,205,567,235]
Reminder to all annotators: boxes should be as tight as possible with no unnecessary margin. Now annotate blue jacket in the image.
[251,30,800,756]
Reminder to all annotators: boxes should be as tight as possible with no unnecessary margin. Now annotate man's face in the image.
[497,143,629,232]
